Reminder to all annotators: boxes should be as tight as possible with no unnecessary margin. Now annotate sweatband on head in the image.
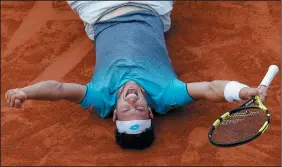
[224,81,250,102]
[116,119,151,134]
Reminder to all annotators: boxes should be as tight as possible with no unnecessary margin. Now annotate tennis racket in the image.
[208,65,279,147]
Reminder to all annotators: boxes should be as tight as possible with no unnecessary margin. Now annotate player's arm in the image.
[5,80,86,108]
[187,80,268,103]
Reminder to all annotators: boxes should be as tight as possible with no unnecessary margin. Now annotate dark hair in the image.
[115,125,155,149]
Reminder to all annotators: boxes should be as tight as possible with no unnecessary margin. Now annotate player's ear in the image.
[113,109,117,122]
[148,107,154,119]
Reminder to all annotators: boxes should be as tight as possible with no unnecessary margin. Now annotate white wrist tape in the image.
[224,81,250,102]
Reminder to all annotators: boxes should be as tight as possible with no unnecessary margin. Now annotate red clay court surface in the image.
[1,1,281,166]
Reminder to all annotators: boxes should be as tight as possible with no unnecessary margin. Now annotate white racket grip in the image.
[259,65,279,87]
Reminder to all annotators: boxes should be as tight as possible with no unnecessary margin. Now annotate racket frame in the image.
[208,95,270,147]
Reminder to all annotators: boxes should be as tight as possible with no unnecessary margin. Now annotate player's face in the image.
[115,81,153,121]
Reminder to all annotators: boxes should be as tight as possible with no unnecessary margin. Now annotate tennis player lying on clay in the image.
[5,1,268,149]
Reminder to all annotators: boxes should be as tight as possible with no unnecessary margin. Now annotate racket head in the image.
[208,96,270,147]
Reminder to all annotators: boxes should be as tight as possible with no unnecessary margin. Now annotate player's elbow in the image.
[44,80,62,89]
[43,80,63,101]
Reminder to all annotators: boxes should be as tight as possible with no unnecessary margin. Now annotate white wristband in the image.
[224,81,250,102]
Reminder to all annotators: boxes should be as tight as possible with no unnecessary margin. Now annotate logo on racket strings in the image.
[221,119,243,125]
[232,111,259,117]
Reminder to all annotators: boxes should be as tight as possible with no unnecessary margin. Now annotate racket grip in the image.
[260,65,279,87]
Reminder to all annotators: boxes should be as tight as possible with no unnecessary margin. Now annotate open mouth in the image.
[125,88,138,98]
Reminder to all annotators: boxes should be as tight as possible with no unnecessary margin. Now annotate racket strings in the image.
[212,108,266,144]
[231,110,260,117]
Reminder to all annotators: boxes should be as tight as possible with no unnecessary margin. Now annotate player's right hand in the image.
[5,88,27,108]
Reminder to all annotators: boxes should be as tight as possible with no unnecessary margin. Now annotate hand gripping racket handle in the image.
[259,65,279,88]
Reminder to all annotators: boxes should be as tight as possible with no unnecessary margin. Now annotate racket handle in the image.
[260,65,279,88]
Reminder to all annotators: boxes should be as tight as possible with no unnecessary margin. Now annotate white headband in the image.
[116,119,151,134]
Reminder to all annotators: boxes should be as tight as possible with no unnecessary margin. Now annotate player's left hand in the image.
[239,86,268,104]
[257,85,268,103]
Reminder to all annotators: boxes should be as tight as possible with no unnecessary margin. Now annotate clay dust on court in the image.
[1,1,280,166]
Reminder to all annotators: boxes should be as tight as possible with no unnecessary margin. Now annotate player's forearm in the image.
[205,80,258,102]
[20,80,63,101]
[187,80,250,102]
[205,80,231,102]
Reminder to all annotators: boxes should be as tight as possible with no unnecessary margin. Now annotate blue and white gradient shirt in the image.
[79,10,194,118]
